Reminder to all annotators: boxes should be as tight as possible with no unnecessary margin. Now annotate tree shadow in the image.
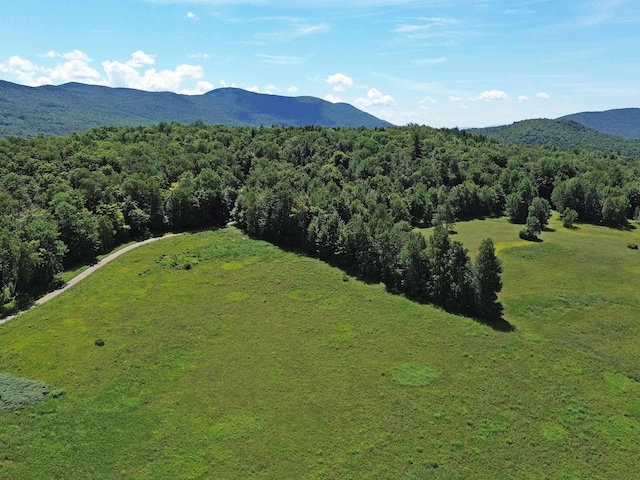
[543,226,556,232]
[474,315,515,332]
[253,235,514,331]
[521,235,543,243]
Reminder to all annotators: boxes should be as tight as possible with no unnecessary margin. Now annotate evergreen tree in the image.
[474,238,503,319]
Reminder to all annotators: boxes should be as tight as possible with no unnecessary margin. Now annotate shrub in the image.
[561,207,579,228]
[0,372,53,412]
[519,228,537,241]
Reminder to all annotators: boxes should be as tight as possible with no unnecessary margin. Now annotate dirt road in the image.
[0,233,179,326]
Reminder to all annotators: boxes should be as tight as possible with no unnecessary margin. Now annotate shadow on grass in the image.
[474,315,515,332]
[273,241,516,332]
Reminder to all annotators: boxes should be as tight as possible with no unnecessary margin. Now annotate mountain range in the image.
[1,79,639,156]
[0,80,391,137]
[467,109,640,157]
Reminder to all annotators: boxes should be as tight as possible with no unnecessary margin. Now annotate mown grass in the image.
[1,224,639,479]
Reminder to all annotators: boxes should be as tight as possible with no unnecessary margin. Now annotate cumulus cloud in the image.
[0,55,48,85]
[477,90,509,101]
[180,80,215,95]
[449,96,462,103]
[354,88,396,109]
[518,95,528,103]
[264,84,277,94]
[324,94,342,103]
[102,50,203,91]
[0,49,211,94]
[536,92,551,100]
[186,11,198,20]
[326,73,353,92]
[287,86,299,93]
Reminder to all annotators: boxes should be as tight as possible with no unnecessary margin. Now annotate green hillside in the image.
[1,222,639,478]
[467,118,640,156]
[0,81,391,138]
[560,108,640,139]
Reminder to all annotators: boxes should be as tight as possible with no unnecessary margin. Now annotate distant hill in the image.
[558,108,640,139]
[0,80,391,137]
[467,118,640,157]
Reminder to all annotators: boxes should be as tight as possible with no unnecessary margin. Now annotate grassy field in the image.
[1,221,639,479]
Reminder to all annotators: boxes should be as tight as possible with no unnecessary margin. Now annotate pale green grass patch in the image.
[225,291,249,301]
[541,422,568,441]
[0,372,63,412]
[390,363,441,386]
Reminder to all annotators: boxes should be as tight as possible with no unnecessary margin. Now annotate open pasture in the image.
[1,224,639,479]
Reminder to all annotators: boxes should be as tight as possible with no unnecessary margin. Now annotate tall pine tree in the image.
[474,238,503,319]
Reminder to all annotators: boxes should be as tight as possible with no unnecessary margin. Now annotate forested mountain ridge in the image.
[559,108,640,139]
[2,123,640,319]
[0,80,391,137]
[467,118,640,157]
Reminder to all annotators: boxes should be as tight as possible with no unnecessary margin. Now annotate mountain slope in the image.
[0,81,391,137]
[467,118,640,157]
[559,108,640,139]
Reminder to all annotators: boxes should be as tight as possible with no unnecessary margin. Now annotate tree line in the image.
[2,122,639,316]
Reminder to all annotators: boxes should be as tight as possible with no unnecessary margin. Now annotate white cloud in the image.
[62,49,91,62]
[393,17,458,39]
[449,95,462,103]
[326,72,353,92]
[260,21,329,41]
[102,60,204,91]
[477,90,509,101]
[186,11,198,20]
[536,92,551,100]
[188,53,210,59]
[49,56,102,84]
[354,88,396,109]
[518,95,528,103]
[246,85,260,93]
[0,50,211,93]
[256,54,304,65]
[418,96,437,104]
[180,80,214,95]
[127,50,156,68]
[287,85,299,93]
[324,94,342,103]
[264,84,277,94]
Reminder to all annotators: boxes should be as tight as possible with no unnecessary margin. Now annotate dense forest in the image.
[468,118,640,157]
[2,123,639,318]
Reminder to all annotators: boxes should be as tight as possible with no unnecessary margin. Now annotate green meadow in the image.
[1,220,640,479]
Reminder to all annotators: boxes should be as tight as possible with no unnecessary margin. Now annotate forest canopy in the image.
[1,122,639,317]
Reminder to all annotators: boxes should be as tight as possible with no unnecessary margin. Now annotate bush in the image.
[519,228,537,241]
[0,372,53,412]
[628,243,638,250]
[561,208,578,228]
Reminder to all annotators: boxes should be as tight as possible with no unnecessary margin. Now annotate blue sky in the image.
[1,0,639,127]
